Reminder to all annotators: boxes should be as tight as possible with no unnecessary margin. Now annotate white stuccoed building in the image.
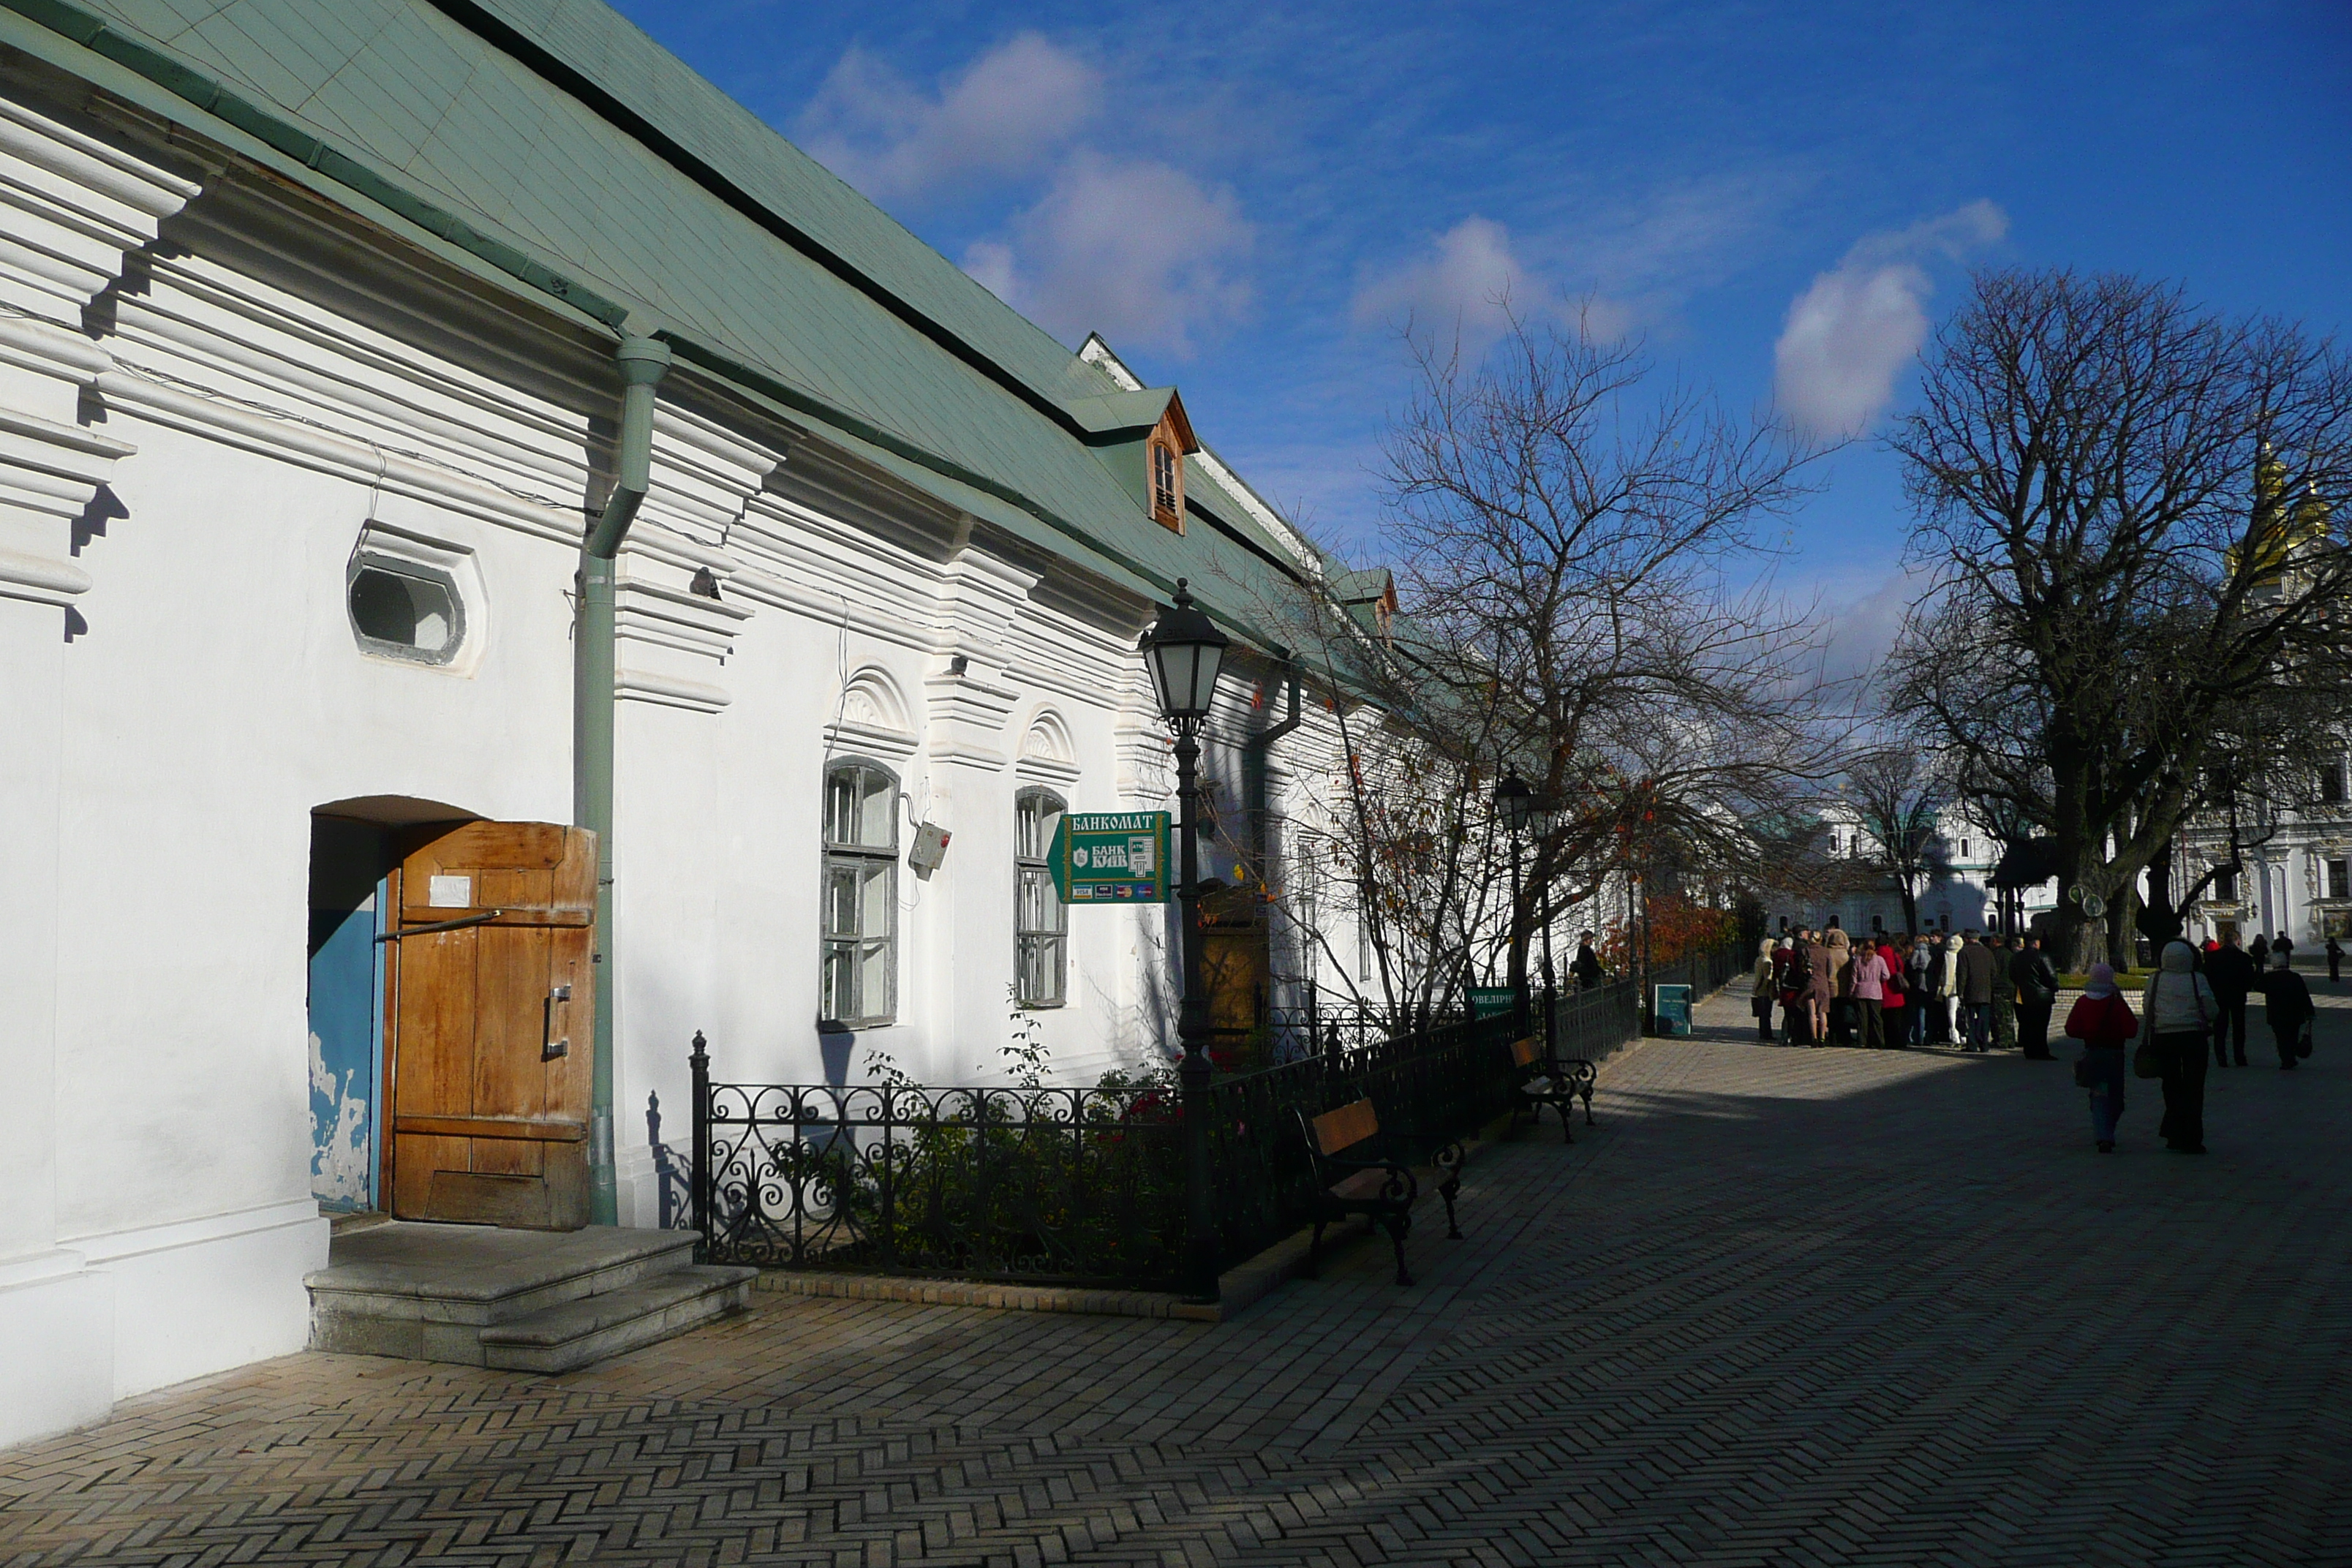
[0,0,1357,1444]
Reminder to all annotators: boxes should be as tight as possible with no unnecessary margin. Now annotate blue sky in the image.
[611,0,2350,667]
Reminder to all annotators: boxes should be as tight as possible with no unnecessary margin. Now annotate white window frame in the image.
[821,759,899,1028]
[1014,788,1067,1007]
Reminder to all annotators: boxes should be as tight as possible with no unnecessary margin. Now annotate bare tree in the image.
[1888,268,2352,970]
[1847,750,1951,937]
[1263,312,1847,1028]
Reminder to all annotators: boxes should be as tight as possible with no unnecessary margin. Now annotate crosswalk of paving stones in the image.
[8,988,2352,1565]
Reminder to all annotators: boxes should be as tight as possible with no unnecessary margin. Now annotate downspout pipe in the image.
[1242,664,1302,1037]
[577,333,671,1226]
[1242,662,1303,885]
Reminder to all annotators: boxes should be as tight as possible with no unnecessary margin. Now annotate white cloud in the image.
[1350,216,1630,352]
[799,34,1100,202]
[1816,564,1931,681]
[1773,200,2007,438]
[960,240,1018,303]
[987,154,1254,357]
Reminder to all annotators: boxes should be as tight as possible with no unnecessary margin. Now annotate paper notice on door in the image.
[427,874,473,908]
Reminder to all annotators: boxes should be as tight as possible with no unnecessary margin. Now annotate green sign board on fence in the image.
[1469,987,1519,1021]
[1653,983,1694,1037]
[1047,812,1172,905]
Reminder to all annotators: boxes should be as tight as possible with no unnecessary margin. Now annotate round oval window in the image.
[348,559,462,663]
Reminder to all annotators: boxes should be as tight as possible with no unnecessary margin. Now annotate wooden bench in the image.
[1296,1100,1420,1286]
[1509,1036,1597,1143]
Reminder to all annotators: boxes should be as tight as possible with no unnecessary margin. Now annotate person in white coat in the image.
[2142,940,2219,1153]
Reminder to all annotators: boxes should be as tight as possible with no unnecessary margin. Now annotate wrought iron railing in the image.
[689,1034,1187,1288]
[687,1004,1535,1291]
[680,930,1763,1292]
[1550,976,1641,1057]
[1204,1009,1519,1270]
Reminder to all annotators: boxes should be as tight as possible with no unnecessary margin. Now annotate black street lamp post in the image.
[1495,774,1537,1030]
[1138,579,1228,1304]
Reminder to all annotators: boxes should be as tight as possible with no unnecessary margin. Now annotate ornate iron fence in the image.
[1550,976,1641,1057]
[689,1033,1187,1288]
[1204,1009,1519,1270]
[687,1006,1531,1291]
[682,948,1751,1291]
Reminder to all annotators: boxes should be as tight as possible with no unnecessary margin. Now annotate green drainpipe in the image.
[577,334,671,1227]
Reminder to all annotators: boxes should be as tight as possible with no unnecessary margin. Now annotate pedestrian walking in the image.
[1956,930,1999,1051]
[2205,930,2255,1066]
[2013,935,2058,1058]
[2258,949,2315,1070]
[2277,933,2296,966]
[1850,937,1891,1049]
[2142,939,2218,1154]
[2250,932,2271,968]
[2328,935,2343,982]
[1750,937,1777,1042]
[2065,962,2138,1153]
[1988,932,2019,1050]
[1573,933,1605,990]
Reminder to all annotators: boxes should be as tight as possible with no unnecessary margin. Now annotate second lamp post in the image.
[1137,578,1228,1303]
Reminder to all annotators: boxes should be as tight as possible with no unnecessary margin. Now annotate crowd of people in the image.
[1747,924,2061,1055]
[1745,921,2329,1158]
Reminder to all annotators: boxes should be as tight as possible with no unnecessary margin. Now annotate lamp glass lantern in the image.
[1139,578,1229,725]
[1495,774,1539,834]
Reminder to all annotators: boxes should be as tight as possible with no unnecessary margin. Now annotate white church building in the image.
[0,0,1357,1444]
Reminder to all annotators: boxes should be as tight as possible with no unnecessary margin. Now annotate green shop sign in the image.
[1468,987,1519,1021]
[1047,812,1172,905]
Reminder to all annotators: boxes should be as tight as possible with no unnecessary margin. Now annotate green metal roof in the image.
[0,0,1318,641]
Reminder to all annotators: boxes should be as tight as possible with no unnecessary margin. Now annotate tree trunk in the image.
[2138,837,2186,949]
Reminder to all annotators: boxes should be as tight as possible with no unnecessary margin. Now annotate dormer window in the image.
[1150,433,1183,530]
[1142,396,1196,534]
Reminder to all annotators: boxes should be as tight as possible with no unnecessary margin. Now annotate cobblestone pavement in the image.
[10,989,2352,1567]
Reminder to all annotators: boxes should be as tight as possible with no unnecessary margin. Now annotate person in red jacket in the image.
[2065,962,2140,1153]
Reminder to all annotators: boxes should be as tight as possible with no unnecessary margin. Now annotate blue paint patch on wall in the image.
[308,817,389,1212]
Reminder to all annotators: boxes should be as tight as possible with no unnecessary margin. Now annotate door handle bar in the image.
[377,910,504,941]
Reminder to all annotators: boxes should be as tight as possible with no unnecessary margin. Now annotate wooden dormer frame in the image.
[1147,394,1199,533]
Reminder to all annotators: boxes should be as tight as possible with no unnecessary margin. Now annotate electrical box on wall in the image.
[907,821,951,877]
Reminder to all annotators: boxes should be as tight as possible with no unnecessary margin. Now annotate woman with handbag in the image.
[2065,962,2138,1152]
[2141,940,2220,1153]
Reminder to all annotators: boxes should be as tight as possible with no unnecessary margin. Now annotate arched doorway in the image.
[307,798,480,1215]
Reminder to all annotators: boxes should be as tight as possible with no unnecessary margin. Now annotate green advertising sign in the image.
[1048,812,1172,905]
[1468,987,1519,1021]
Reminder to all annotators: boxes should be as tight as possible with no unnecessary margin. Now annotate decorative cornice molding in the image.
[615,666,729,713]
[93,365,582,543]
[0,543,91,604]
[0,94,197,325]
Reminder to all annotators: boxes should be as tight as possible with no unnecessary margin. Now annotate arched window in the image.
[1015,788,1066,1006]
[822,760,898,1026]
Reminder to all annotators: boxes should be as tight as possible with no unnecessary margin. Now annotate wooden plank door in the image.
[387,821,595,1229]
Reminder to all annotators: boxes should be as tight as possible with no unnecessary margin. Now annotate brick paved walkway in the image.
[10,988,2352,1566]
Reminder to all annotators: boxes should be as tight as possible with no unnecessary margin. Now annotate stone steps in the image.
[479,1265,753,1372]
[307,1221,751,1371]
